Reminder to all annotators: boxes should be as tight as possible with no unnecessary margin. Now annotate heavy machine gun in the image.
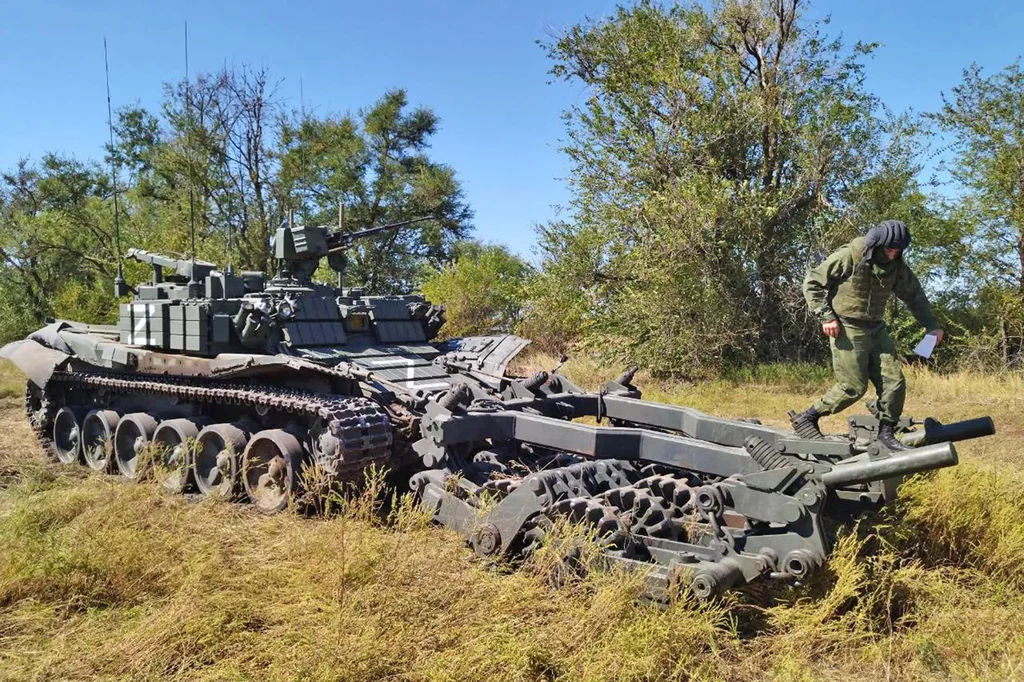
[272,216,434,287]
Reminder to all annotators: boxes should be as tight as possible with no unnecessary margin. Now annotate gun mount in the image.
[0,209,995,602]
[272,216,433,287]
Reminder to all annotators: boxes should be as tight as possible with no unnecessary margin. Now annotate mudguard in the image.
[0,338,71,388]
[435,334,532,388]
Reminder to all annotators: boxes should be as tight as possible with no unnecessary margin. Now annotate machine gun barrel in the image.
[818,442,958,488]
[901,416,995,448]
[327,216,433,253]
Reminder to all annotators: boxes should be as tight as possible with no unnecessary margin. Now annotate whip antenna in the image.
[299,76,307,221]
[104,38,127,297]
[338,200,346,289]
[184,21,198,291]
[223,58,234,275]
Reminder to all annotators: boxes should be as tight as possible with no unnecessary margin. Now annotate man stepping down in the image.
[791,220,943,450]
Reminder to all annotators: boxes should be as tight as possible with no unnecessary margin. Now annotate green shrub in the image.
[421,241,533,338]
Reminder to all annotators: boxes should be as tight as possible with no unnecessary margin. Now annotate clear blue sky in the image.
[2,1,1022,259]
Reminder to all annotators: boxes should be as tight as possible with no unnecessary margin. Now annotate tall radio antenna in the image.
[184,22,198,291]
[225,205,234,274]
[104,38,126,297]
[299,76,307,223]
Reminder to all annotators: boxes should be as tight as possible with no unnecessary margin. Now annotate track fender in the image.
[0,339,71,388]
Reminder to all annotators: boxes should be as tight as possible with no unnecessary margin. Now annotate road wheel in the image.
[82,410,120,473]
[194,422,251,499]
[152,418,206,494]
[242,429,303,514]
[53,406,87,465]
[114,413,159,482]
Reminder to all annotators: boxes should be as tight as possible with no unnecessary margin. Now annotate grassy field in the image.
[1,357,1024,681]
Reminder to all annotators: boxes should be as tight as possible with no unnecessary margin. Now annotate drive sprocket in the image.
[24,382,56,456]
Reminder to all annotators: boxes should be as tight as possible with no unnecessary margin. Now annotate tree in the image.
[0,156,121,337]
[114,66,282,270]
[531,0,918,375]
[929,59,1024,363]
[421,241,533,337]
[277,89,473,293]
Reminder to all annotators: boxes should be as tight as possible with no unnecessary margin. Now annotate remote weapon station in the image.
[1,208,996,599]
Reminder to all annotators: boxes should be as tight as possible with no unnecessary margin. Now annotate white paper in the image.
[913,332,938,359]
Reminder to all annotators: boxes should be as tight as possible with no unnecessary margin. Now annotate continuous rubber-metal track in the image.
[45,370,393,476]
[24,383,55,454]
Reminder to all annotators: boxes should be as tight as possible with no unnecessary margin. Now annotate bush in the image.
[420,241,533,338]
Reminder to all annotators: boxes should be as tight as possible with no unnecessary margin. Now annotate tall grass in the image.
[2,358,1024,680]
[898,465,1024,588]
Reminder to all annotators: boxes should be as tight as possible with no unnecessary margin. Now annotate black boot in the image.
[877,421,908,451]
[789,407,825,440]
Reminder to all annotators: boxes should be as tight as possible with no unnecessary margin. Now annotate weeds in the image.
[898,465,1024,588]
[2,359,1024,680]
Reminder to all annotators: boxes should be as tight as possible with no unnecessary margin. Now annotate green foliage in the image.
[0,156,124,337]
[718,361,833,389]
[926,59,1024,366]
[530,0,925,376]
[524,0,1024,376]
[421,241,533,337]
[278,89,473,293]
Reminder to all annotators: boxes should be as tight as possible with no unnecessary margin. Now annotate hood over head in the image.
[860,220,910,269]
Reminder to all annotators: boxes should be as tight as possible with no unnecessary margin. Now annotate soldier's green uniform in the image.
[802,236,939,423]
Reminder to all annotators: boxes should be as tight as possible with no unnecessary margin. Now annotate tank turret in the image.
[116,217,442,357]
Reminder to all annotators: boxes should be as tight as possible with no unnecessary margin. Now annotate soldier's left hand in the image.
[930,329,944,345]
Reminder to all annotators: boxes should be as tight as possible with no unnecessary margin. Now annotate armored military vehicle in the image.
[2,217,995,599]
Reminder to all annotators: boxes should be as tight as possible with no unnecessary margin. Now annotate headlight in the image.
[278,301,294,319]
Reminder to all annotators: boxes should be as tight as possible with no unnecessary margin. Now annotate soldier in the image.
[790,220,943,450]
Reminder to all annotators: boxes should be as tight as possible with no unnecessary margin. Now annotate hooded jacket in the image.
[802,237,939,330]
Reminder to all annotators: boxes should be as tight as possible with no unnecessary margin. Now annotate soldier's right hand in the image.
[822,320,840,338]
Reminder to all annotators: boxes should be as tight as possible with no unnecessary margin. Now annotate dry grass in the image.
[1,358,1024,680]
[515,354,1024,465]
